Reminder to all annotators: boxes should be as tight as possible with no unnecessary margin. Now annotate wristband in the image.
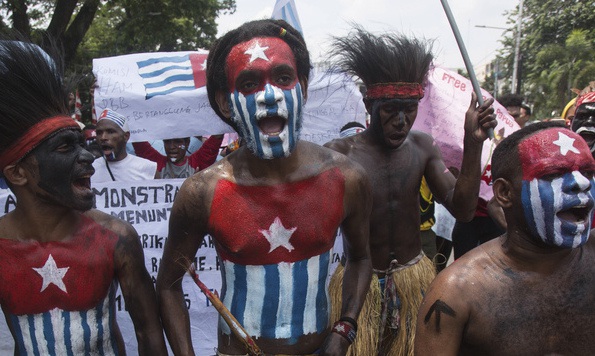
[339,316,358,332]
[332,320,357,344]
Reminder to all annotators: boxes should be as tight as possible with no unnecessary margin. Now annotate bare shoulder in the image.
[323,136,357,155]
[84,209,137,240]
[409,130,437,150]
[307,141,368,181]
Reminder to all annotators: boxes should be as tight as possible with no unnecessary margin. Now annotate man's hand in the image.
[319,331,351,356]
[465,92,497,143]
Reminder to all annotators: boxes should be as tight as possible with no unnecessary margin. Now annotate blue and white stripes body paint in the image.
[229,83,302,159]
[9,285,119,356]
[522,171,595,248]
[219,250,330,343]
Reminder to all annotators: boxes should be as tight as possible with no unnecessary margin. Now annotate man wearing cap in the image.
[324,28,497,355]
[0,41,166,354]
[92,109,158,183]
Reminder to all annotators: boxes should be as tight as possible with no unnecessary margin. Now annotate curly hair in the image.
[0,39,69,153]
[329,25,433,88]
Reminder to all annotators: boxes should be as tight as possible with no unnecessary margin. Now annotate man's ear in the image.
[215,91,232,119]
[124,131,130,142]
[493,177,513,208]
[3,163,29,187]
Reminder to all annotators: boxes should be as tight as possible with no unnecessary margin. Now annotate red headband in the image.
[0,115,80,170]
[365,82,424,100]
[576,92,595,108]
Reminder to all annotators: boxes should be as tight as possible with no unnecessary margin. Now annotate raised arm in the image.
[156,177,209,355]
[113,222,168,355]
[132,141,167,170]
[189,135,224,171]
[426,93,497,221]
[321,162,373,355]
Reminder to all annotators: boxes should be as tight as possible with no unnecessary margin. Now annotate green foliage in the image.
[499,0,595,119]
[1,0,235,123]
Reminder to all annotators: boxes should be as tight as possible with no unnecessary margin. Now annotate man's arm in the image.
[414,270,470,356]
[321,162,373,355]
[156,177,209,355]
[132,141,167,170]
[189,135,224,171]
[113,222,168,355]
[426,93,497,221]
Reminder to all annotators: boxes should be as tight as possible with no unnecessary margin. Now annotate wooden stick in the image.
[188,268,264,356]
[440,0,495,139]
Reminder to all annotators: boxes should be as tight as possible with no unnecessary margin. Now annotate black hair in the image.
[521,104,532,116]
[329,25,433,88]
[498,93,524,109]
[206,19,311,121]
[0,38,69,153]
[492,121,566,181]
[340,121,366,132]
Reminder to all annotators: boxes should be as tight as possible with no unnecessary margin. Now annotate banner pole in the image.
[440,0,495,139]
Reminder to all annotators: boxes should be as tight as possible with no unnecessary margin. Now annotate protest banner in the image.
[414,66,521,201]
[93,52,367,142]
[0,180,345,355]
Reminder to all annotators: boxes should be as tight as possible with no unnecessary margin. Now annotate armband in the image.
[332,320,357,344]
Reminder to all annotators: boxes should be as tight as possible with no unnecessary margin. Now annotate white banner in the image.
[0,181,344,355]
[93,52,366,144]
[413,66,521,201]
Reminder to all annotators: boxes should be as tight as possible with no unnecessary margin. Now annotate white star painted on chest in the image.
[553,132,580,156]
[244,43,270,63]
[259,217,296,253]
[32,254,69,293]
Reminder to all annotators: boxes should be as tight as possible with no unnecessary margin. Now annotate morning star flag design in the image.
[220,252,330,340]
[9,288,119,356]
[271,0,303,34]
[136,53,208,99]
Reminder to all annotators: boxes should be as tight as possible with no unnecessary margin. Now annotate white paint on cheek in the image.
[551,177,564,246]
[529,179,547,239]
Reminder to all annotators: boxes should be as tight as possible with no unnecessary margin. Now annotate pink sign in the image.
[413,66,520,201]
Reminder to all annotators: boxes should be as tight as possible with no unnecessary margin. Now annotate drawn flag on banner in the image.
[272,0,303,34]
[136,53,208,99]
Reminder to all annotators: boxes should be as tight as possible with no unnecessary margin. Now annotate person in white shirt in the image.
[91,109,158,183]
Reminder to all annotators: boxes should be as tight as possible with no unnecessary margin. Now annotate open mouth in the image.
[72,175,92,193]
[576,127,595,147]
[557,205,591,223]
[258,116,286,136]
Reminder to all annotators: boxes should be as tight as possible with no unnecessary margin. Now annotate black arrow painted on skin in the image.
[423,299,456,333]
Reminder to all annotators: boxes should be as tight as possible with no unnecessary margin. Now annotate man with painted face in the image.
[415,121,595,355]
[157,19,372,356]
[324,28,497,356]
[571,92,595,157]
[0,40,166,355]
[132,135,224,179]
[92,108,158,183]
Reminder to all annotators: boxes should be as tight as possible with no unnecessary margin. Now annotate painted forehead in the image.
[518,128,595,180]
[225,37,296,88]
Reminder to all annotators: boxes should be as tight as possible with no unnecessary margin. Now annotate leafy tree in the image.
[1,0,235,123]
[498,0,595,118]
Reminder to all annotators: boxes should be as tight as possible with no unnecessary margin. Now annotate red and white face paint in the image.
[225,37,303,159]
[518,128,595,247]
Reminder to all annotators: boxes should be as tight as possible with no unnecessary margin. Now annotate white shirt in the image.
[91,154,157,183]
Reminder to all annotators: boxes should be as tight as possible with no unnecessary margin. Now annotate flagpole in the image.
[440,0,494,139]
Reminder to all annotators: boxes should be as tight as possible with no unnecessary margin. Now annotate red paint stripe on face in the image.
[518,128,595,181]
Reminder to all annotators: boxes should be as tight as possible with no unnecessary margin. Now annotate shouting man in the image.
[157,20,372,356]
